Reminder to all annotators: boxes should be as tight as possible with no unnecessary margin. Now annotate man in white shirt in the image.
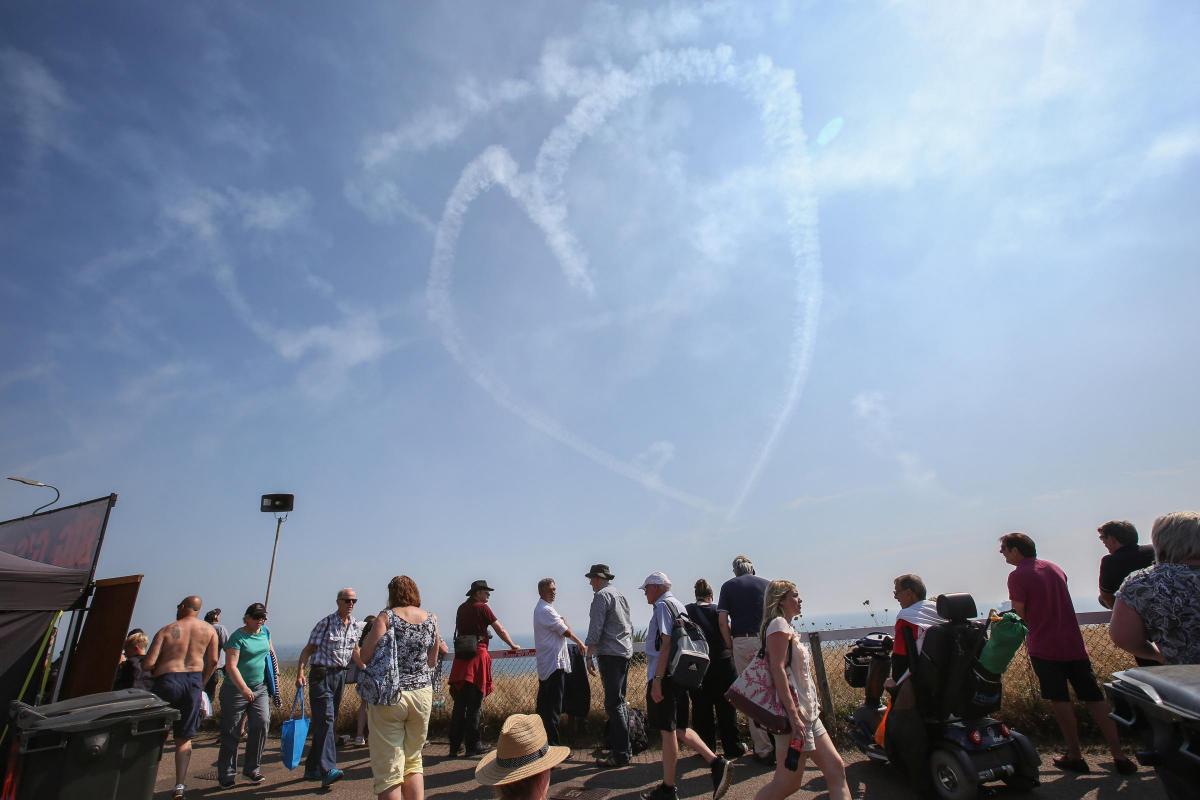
[533,578,587,745]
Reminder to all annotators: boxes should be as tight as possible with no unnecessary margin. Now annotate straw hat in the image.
[474,715,569,786]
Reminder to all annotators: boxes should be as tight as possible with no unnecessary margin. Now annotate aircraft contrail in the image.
[427,47,822,519]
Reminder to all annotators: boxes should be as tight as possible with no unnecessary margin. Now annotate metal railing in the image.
[262,611,1132,744]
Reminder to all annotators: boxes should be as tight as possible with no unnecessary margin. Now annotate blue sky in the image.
[2,1,1198,645]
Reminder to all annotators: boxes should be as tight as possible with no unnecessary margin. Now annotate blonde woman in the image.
[753,580,851,800]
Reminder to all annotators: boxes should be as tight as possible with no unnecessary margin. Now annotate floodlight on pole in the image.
[260,493,294,612]
[6,476,61,514]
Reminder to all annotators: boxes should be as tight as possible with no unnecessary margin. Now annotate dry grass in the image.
[224,627,1133,746]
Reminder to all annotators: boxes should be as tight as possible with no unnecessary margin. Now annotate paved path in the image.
[155,736,1167,799]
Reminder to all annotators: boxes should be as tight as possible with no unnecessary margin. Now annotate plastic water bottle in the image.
[785,738,804,771]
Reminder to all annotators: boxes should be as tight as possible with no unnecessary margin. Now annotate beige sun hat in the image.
[474,714,570,786]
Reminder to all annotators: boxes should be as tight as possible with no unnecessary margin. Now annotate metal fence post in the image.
[807,631,835,725]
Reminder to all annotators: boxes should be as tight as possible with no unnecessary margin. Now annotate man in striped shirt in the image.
[296,588,364,786]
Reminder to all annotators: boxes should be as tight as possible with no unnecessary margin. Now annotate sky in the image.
[2,1,1198,646]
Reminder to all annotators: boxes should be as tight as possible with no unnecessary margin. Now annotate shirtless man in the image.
[144,596,219,800]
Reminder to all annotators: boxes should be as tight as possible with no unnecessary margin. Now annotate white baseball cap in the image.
[640,571,671,589]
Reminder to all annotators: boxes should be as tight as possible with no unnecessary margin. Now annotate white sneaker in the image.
[352,736,366,747]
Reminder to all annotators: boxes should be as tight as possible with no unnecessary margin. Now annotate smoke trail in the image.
[427,47,822,519]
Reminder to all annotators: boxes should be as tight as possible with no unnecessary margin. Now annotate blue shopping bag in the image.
[281,692,309,770]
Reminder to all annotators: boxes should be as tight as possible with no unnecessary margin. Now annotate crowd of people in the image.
[123,509,1199,800]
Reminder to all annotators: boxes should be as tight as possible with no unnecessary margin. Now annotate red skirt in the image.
[448,646,493,697]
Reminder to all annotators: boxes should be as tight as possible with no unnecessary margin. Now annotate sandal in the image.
[1053,755,1090,773]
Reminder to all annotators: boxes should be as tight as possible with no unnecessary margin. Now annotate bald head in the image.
[176,595,202,620]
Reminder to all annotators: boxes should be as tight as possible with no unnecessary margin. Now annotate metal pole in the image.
[264,514,285,611]
[51,605,84,703]
[807,631,835,727]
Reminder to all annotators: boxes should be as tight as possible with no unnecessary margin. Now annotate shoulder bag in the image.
[452,623,480,658]
[724,629,800,734]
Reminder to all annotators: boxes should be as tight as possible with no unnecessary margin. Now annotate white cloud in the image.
[813,1,1108,194]
[228,187,311,231]
[0,363,53,393]
[852,391,943,493]
[633,441,676,480]
[1145,125,1200,172]
[343,174,437,232]
[0,47,74,165]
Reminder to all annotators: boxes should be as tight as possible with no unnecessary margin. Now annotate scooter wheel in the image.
[929,748,977,800]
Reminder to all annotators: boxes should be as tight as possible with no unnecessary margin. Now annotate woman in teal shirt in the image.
[216,602,278,788]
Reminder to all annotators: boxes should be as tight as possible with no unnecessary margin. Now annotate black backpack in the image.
[627,707,649,755]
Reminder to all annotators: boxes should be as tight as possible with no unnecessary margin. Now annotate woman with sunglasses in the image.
[216,602,278,788]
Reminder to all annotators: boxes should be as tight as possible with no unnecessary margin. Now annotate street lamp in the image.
[260,493,294,612]
[6,476,61,514]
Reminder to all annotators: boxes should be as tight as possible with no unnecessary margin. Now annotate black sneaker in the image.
[243,770,265,784]
[595,754,630,768]
[710,757,732,800]
[640,784,678,800]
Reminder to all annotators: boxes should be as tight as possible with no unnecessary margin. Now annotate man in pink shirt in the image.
[1000,532,1134,775]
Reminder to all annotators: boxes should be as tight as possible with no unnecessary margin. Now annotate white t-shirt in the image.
[533,599,572,681]
[765,616,820,723]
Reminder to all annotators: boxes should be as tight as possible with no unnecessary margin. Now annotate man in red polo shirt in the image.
[999,532,1135,775]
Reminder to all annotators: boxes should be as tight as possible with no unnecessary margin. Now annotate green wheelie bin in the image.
[8,688,178,799]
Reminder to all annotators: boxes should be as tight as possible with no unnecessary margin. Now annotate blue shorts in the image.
[154,672,204,740]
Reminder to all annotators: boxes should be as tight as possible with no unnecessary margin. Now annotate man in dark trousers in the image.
[585,564,634,768]
[533,578,587,745]
[296,588,363,787]
[716,555,771,765]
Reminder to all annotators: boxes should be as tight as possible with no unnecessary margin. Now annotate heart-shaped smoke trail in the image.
[428,46,822,521]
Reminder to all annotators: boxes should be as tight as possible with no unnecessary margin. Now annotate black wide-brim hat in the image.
[467,579,495,596]
[585,564,615,580]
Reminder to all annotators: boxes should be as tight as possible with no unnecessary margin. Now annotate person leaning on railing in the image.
[449,579,520,757]
[1110,511,1200,666]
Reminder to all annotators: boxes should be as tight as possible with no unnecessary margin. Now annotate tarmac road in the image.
[154,735,1168,799]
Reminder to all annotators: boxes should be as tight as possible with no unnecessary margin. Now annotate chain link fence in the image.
[806,613,1134,743]
[255,614,1131,746]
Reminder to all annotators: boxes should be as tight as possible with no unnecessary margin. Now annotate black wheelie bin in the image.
[1105,665,1200,800]
[8,688,178,800]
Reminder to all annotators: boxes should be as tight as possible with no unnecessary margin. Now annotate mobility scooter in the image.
[845,593,1041,799]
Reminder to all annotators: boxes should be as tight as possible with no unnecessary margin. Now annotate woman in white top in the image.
[754,580,851,800]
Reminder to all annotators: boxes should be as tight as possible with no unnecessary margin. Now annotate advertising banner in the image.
[0,495,115,574]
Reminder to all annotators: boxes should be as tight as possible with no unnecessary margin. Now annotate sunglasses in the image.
[339,598,358,604]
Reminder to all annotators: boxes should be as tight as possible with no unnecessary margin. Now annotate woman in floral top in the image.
[358,576,440,800]
[1111,511,1200,665]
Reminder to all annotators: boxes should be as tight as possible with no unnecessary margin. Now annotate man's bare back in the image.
[146,597,218,680]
